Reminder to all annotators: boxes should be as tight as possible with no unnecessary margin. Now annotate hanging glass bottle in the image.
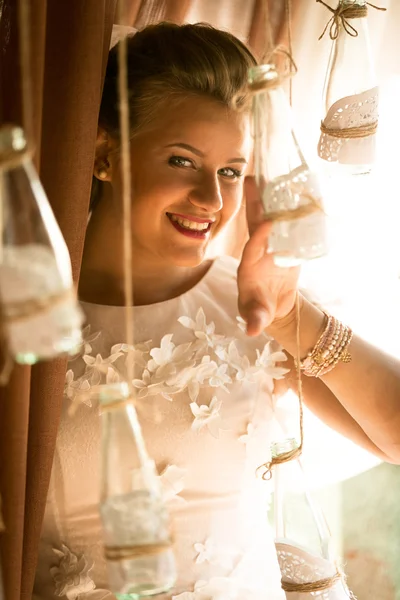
[0,124,83,367]
[267,439,354,599]
[99,382,177,598]
[249,64,328,267]
[318,0,382,175]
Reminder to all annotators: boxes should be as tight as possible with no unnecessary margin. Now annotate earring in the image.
[97,168,108,180]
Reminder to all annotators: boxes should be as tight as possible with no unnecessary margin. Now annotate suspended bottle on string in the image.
[99,383,176,598]
[318,0,381,176]
[0,125,83,367]
[249,64,328,267]
[267,438,354,599]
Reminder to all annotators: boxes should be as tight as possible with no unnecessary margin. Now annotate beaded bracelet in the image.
[299,313,353,378]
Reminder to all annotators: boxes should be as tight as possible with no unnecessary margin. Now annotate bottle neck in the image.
[340,0,366,5]
[271,438,299,459]
[248,64,279,92]
[338,0,368,25]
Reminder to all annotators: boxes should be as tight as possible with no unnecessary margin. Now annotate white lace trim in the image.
[50,544,95,600]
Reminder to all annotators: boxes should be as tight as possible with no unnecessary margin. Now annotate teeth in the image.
[170,214,210,231]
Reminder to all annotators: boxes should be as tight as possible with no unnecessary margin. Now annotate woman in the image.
[35,22,400,600]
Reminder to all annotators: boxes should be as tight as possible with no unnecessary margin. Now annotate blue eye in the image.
[169,156,193,168]
[218,167,243,179]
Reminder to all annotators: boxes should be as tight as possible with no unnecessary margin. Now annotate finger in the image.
[244,175,265,236]
[240,301,272,337]
[240,220,273,265]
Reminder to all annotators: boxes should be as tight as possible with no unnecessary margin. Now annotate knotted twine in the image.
[317,1,385,141]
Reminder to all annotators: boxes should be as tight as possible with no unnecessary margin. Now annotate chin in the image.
[168,248,207,268]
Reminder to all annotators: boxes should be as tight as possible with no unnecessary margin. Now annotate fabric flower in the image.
[82,351,123,374]
[64,370,91,406]
[179,308,224,349]
[238,423,256,446]
[194,538,234,570]
[111,340,152,354]
[148,334,193,373]
[177,356,224,402]
[255,343,289,379]
[159,465,186,504]
[132,368,173,400]
[68,325,101,362]
[215,341,254,382]
[190,397,222,438]
[105,366,121,385]
[172,576,256,600]
[111,342,151,375]
[208,363,231,390]
[173,577,242,600]
[236,316,247,334]
[50,544,95,600]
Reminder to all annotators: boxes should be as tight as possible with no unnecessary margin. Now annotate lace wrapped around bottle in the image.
[0,244,83,367]
[318,87,379,166]
[262,165,327,265]
[276,542,355,599]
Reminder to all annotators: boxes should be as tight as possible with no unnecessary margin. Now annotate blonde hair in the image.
[99,22,257,136]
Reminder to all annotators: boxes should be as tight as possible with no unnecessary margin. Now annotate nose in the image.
[188,172,223,213]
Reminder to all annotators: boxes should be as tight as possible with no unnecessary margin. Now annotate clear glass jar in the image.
[269,439,331,557]
[99,383,176,598]
[318,0,378,175]
[269,439,353,599]
[0,125,83,364]
[249,65,328,267]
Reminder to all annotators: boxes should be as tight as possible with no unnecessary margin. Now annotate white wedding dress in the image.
[34,256,288,600]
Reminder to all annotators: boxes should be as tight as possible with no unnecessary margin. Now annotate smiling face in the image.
[108,94,252,268]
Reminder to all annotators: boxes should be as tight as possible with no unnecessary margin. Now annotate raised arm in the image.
[238,177,400,464]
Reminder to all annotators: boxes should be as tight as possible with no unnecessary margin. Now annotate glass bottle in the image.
[99,383,176,598]
[0,124,83,365]
[318,0,378,175]
[269,439,353,599]
[249,65,328,267]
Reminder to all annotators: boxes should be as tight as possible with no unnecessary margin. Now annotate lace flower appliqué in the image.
[190,397,223,438]
[159,464,186,504]
[194,538,234,570]
[173,576,249,600]
[64,306,288,408]
[50,544,95,600]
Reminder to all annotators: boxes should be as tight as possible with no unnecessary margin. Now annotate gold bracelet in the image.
[299,315,353,378]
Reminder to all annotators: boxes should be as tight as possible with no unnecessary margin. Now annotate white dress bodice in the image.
[34,257,287,600]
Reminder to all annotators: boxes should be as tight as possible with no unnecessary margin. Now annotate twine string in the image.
[317,0,386,40]
[281,572,342,593]
[118,0,135,389]
[105,542,172,562]
[256,294,304,481]
[320,119,378,138]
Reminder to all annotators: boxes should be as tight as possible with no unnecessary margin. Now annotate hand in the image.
[237,176,300,336]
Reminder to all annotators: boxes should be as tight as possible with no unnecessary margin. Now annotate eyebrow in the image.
[164,142,248,164]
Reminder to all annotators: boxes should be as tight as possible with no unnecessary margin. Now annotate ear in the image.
[93,127,116,182]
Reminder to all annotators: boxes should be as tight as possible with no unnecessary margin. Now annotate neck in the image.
[79,188,211,306]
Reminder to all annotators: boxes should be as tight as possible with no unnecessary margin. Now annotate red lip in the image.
[167,214,211,240]
[167,212,214,224]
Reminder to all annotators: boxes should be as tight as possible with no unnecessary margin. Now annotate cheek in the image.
[133,167,189,207]
[220,186,244,221]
